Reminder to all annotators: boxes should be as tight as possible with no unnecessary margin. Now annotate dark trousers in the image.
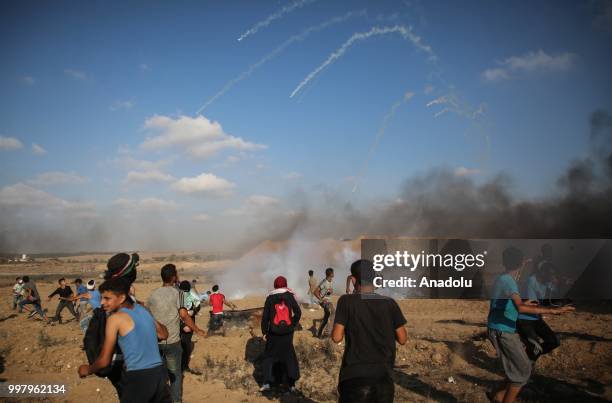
[120,365,171,403]
[317,301,334,337]
[338,376,394,403]
[517,318,560,361]
[180,332,193,371]
[53,300,79,322]
[19,299,44,317]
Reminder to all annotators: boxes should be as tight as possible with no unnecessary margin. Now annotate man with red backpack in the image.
[259,276,301,393]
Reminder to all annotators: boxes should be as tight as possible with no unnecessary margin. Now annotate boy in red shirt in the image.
[208,284,236,336]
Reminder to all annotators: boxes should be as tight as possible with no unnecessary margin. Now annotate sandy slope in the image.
[0,259,610,402]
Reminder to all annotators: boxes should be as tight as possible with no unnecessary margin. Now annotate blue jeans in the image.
[18,299,44,317]
[159,342,182,403]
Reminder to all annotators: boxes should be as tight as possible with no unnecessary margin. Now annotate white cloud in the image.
[193,213,210,221]
[454,167,481,177]
[125,170,174,184]
[481,68,510,82]
[64,69,88,80]
[140,63,150,71]
[115,156,172,171]
[109,100,135,111]
[0,183,94,213]
[113,197,178,212]
[506,50,575,71]
[141,115,266,159]
[20,76,35,85]
[482,50,576,82]
[32,143,46,155]
[423,85,434,95]
[172,173,235,196]
[283,172,302,180]
[245,195,280,208]
[224,194,281,217]
[28,171,88,186]
[0,136,23,151]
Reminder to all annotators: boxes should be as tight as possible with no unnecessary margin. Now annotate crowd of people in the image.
[8,244,575,403]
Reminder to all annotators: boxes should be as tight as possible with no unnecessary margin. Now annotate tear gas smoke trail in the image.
[352,91,415,193]
[237,0,317,42]
[196,10,365,115]
[290,25,433,98]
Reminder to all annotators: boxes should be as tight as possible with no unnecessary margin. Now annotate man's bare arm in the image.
[79,315,119,377]
[331,323,344,343]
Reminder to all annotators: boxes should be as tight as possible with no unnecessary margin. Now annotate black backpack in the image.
[83,308,122,378]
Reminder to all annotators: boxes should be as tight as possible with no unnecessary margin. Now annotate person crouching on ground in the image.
[487,247,574,403]
[332,259,407,403]
[78,279,171,403]
[259,276,301,393]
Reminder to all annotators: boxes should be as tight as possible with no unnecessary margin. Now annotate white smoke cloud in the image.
[352,91,415,193]
[197,10,365,113]
[237,0,317,42]
[290,25,434,98]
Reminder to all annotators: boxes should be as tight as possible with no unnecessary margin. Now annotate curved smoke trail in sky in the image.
[290,25,433,98]
[352,91,415,193]
[196,10,365,115]
[237,0,318,42]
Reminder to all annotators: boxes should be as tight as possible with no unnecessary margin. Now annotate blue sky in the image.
[1,0,611,251]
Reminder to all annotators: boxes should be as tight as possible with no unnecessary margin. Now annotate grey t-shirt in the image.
[147,286,186,344]
[23,282,40,301]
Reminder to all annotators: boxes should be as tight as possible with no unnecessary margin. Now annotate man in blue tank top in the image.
[78,279,171,403]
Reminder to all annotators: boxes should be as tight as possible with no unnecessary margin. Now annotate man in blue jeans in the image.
[147,264,206,403]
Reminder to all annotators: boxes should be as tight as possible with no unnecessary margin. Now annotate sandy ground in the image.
[0,258,610,402]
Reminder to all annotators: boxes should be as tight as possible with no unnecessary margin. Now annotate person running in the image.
[74,278,88,317]
[314,267,335,338]
[147,264,206,403]
[12,277,24,310]
[332,259,407,403]
[307,270,318,308]
[516,261,561,361]
[208,284,236,336]
[259,276,301,393]
[48,277,79,324]
[78,279,171,403]
[18,276,47,320]
[487,247,574,403]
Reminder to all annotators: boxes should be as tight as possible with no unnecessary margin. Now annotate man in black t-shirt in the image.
[332,259,407,403]
[48,278,79,324]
